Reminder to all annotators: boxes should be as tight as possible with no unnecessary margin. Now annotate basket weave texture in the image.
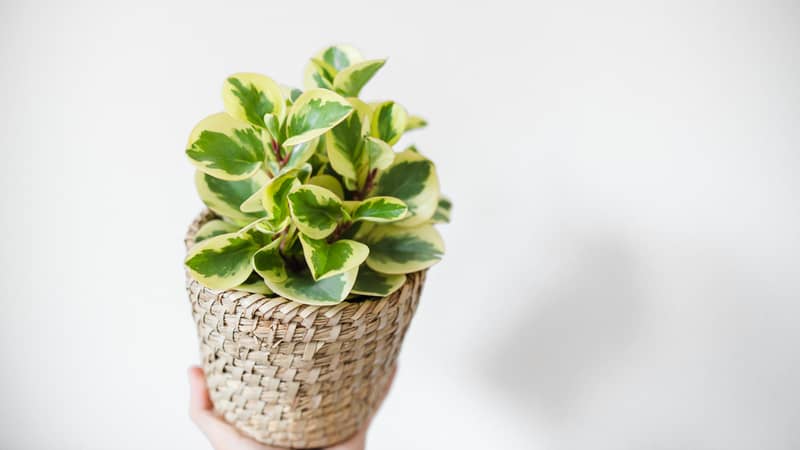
[185,210,425,449]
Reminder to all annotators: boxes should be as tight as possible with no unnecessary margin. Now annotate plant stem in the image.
[276,229,289,257]
[327,221,352,243]
[353,168,378,200]
[269,138,294,168]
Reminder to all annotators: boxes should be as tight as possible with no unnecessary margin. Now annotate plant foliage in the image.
[185,45,450,305]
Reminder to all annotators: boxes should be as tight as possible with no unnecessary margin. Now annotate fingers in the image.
[188,366,232,439]
[188,366,213,412]
[187,365,398,450]
[326,430,367,450]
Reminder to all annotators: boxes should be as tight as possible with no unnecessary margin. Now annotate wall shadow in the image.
[480,237,645,423]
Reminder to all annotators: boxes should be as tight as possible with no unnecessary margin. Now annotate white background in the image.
[1,1,799,449]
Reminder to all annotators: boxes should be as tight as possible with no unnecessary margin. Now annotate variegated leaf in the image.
[285,162,314,182]
[307,174,344,199]
[370,101,407,146]
[253,240,357,305]
[239,185,267,214]
[287,185,348,239]
[235,272,274,294]
[186,113,266,181]
[239,163,306,215]
[364,224,444,274]
[299,234,369,281]
[222,73,285,127]
[260,170,302,231]
[351,264,406,296]
[284,89,353,146]
[359,136,395,186]
[185,232,261,290]
[262,113,282,142]
[348,97,373,130]
[351,196,408,223]
[333,59,386,97]
[290,88,302,103]
[326,103,366,188]
[342,200,360,213]
[311,58,337,82]
[236,216,279,238]
[279,85,303,105]
[194,219,238,243]
[303,59,334,90]
[431,196,452,224]
[318,44,363,72]
[283,137,319,171]
[195,171,268,226]
[372,149,440,227]
[405,115,427,131]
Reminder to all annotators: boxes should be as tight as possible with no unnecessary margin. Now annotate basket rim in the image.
[185,209,424,310]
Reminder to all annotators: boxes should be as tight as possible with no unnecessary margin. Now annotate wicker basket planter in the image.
[185,210,425,448]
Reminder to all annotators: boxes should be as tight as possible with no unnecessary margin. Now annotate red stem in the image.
[353,168,378,200]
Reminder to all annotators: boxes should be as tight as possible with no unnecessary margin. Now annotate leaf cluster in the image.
[185,45,451,305]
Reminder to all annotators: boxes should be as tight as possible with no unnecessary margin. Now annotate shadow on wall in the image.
[481,238,645,423]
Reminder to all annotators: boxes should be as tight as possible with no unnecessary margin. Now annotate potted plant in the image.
[183,44,451,448]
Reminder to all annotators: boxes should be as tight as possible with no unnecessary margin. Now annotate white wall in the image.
[1,1,798,449]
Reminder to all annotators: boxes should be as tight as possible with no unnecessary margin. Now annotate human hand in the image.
[188,366,396,450]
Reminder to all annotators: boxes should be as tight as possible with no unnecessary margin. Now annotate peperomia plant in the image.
[184,44,451,305]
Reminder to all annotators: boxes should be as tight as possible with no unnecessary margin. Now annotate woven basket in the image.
[184,210,425,449]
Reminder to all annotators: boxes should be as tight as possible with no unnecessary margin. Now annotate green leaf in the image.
[310,58,337,82]
[185,232,261,290]
[303,60,334,90]
[239,165,306,215]
[234,272,274,294]
[431,196,452,224]
[326,104,366,188]
[405,115,427,131]
[284,89,354,146]
[372,149,439,227]
[319,44,363,71]
[299,234,369,281]
[302,44,367,91]
[253,241,357,305]
[279,84,302,105]
[262,113,282,142]
[360,136,395,185]
[340,218,374,242]
[333,59,386,97]
[236,216,279,240]
[351,264,406,296]
[283,137,319,171]
[222,73,284,127]
[352,196,408,223]
[307,174,345,199]
[195,170,267,226]
[186,113,267,181]
[250,240,287,281]
[194,219,238,243]
[260,170,302,231]
[363,224,444,274]
[348,97,373,130]
[287,185,348,239]
[239,186,267,214]
[370,101,407,146]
